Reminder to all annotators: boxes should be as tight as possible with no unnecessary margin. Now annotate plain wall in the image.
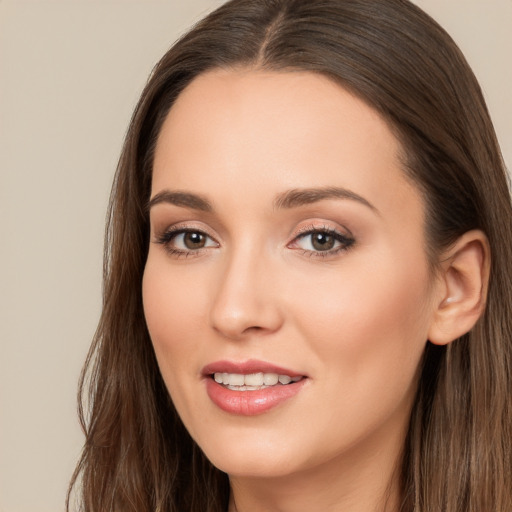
[0,1,510,511]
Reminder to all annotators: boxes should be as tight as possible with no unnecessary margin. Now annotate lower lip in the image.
[205,378,306,416]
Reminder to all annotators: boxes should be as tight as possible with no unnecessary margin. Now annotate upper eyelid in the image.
[290,228,354,246]
[292,222,354,239]
[153,227,219,257]
[154,222,218,238]
[289,228,355,257]
[152,220,355,245]
[152,225,220,249]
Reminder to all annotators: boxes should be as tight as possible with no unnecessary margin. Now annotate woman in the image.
[68,0,512,511]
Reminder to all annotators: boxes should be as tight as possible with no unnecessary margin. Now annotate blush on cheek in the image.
[307,263,430,373]
[142,263,210,383]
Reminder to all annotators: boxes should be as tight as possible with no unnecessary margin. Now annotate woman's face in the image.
[143,69,440,479]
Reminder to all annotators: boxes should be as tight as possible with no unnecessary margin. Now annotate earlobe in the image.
[428,230,490,346]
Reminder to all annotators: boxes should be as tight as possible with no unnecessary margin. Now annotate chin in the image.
[209,452,299,479]
[194,426,305,478]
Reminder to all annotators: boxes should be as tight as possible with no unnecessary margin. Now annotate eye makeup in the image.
[154,225,219,258]
[288,222,355,259]
[153,219,356,261]
[289,225,355,258]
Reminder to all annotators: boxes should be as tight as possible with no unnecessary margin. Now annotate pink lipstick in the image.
[202,359,307,416]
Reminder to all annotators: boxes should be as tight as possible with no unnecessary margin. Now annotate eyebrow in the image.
[274,186,378,213]
[147,186,378,214]
[147,190,213,212]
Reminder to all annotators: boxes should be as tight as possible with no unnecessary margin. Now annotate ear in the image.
[428,230,490,346]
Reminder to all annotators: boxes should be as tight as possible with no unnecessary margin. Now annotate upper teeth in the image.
[213,372,301,387]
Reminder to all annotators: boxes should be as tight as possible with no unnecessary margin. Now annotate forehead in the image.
[152,68,422,225]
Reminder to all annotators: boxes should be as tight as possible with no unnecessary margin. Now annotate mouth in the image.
[211,371,303,391]
[202,360,308,415]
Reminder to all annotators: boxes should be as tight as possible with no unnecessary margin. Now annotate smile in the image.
[213,372,303,390]
[202,360,308,415]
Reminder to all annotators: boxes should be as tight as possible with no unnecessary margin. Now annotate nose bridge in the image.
[210,238,282,340]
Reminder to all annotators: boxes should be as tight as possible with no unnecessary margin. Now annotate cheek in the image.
[142,260,205,376]
[142,259,214,425]
[292,250,432,391]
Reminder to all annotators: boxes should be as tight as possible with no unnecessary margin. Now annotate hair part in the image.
[68,1,512,510]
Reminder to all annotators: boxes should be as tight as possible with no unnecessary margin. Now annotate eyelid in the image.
[293,221,353,238]
[153,220,218,240]
[153,222,220,257]
[288,222,355,257]
[151,219,355,259]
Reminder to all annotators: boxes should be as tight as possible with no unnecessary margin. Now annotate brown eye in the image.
[183,231,207,249]
[311,232,335,251]
[291,228,355,256]
[155,228,218,255]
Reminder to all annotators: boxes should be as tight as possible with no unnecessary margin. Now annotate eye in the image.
[175,231,212,250]
[304,232,337,251]
[290,227,355,256]
[155,228,218,256]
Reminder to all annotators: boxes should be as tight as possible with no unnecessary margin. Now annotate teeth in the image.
[229,373,245,386]
[226,385,262,391]
[213,372,302,388]
[244,372,265,386]
[263,373,279,385]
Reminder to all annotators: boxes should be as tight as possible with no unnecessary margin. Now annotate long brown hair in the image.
[68,1,512,510]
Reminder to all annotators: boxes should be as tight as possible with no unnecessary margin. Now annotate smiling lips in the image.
[203,360,307,415]
[214,371,302,389]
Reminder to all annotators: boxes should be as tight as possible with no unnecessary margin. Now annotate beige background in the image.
[1,1,510,511]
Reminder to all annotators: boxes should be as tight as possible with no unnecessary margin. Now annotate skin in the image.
[143,69,446,512]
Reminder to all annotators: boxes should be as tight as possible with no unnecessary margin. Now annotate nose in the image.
[209,248,284,341]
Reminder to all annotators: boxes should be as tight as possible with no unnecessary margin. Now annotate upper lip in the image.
[202,359,306,378]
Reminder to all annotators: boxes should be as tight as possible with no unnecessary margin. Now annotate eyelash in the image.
[290,225,355,259]
[154,224,355,259]
[154,226,218,258]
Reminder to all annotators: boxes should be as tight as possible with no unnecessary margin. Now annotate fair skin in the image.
[143,69,489,512]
